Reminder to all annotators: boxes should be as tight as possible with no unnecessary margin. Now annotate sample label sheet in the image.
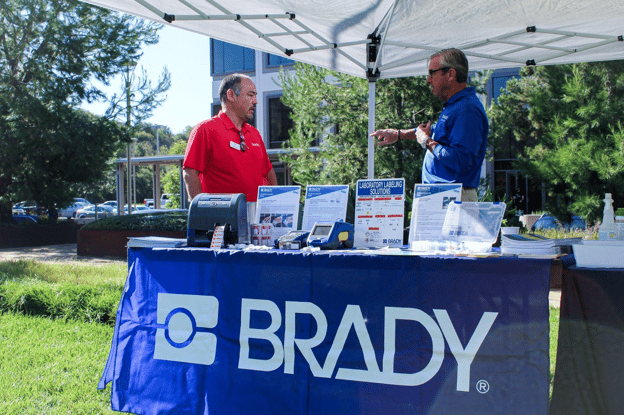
[408,184,462,244]
[255,186,301,239]
[354,179,405,248]
[301,185,349,231]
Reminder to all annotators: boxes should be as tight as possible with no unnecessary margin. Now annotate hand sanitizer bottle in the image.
[599,193,617,240]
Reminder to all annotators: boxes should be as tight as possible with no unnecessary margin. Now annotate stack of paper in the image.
[501,233,556,255]
[127,237,187,248]
[501,234,582,256]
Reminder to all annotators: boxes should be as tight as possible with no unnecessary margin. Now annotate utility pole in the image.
[123,61,137,214]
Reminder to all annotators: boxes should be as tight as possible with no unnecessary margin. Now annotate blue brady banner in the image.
[99,248,551,415]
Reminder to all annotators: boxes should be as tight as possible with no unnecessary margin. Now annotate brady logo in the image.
[239,300,497,392]
[383,238,402,244]
[154,293,219,365]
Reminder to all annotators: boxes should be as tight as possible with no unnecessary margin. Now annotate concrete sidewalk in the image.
[0,243,124,265]
[0,243,561,307]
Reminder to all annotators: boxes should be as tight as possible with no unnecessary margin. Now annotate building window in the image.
[266,53,294,69]
[271,161,290,185]
[211,39,255,76]
[486,68,521,106]
[212,103,221,117]
[267,96,293,149]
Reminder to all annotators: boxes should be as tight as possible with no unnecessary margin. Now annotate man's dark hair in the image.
[219,74,250,103]
[430,48,469,83]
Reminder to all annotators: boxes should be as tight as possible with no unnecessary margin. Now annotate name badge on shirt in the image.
[230,141,241,151]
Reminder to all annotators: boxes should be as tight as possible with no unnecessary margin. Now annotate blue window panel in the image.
[211,39,255,75]
[267,53,294,68]
[244,47,255,70]
[211,39,224,75]
[492,76,513,103]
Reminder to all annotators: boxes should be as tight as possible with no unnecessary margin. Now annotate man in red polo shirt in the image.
[183,74,277,203]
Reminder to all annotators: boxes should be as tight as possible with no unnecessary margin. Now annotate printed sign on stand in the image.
[408,184,462,246]
[255,186,301,240]
[354,179,405,248]
[301,185,349,231]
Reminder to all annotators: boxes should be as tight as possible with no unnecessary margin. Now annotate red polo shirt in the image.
[183,111,273,202]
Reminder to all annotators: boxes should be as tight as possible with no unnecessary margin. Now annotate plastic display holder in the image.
[440,201,506,254]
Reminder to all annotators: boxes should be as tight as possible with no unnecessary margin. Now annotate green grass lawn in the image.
[0,313,116,415]
[0,259,562,413]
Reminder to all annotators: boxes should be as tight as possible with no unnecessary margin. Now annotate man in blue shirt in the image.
[371,48,488,202]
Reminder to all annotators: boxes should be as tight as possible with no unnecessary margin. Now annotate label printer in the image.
[187,193,248,247]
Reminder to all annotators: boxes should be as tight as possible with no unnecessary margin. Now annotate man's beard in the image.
[245,107,256,123]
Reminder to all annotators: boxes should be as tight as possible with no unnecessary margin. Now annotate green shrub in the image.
[0,260,125,325]
[0,281,122,325]
[82,209,187,231]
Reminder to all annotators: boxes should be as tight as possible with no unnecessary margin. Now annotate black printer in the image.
[187,193,248,247]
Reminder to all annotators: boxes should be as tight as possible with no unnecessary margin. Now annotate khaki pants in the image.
[461,188,478,202]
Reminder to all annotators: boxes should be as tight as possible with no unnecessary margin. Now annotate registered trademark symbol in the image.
[476,380,490,394]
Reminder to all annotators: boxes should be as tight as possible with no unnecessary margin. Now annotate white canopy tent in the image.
[81,0,624,177]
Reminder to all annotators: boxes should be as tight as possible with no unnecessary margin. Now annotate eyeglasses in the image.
[428,67,449,77]
[238,132,248,152]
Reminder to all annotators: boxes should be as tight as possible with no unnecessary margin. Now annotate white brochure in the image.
[255,186,302,239]
[354,178,405,248]
[408,183,462,245]
[301,185,349,231]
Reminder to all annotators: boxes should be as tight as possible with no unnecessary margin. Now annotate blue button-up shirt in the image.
[422,87,488,188]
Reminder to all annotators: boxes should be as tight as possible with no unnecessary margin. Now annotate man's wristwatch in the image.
[424,138,435,152]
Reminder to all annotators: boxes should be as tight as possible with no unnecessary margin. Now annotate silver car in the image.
[59,202,88,218]
[75,204,115,219]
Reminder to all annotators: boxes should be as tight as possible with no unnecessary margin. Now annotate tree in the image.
[279,64,434,195]
[0,0,165,221]
[278,63,488,211]
[105,67,171,127]
[488,62,624,223]
[161,138,189,208]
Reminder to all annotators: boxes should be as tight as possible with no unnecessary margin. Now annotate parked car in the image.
[531,214,586,231]
[100,200,119,214]
[144,194,172,209]
[12,214,38,223]
[12,205,26,216]
[102,200,118,208]
[123,205,150,214]
[74,197,92,205]
[75,204,115,219]
[58,202,88,219]
[12,201,42,216]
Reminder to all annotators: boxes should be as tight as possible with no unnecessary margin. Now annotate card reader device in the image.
[276,230,310,250]
[307,221,354,249]
[187,193,248,247]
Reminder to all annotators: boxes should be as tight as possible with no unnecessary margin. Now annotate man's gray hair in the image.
[430,48,469,83]
[219,74,252,103]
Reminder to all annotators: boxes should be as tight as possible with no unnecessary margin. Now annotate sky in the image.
[83,25,213,135]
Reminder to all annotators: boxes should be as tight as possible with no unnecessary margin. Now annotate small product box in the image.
[573,240,624,268]
[616,214,624,240]
[251,223,262,245]
[250,223,273,246]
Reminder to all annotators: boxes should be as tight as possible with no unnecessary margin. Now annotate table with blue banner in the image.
[550,265,624,415]
[99,247,553,415]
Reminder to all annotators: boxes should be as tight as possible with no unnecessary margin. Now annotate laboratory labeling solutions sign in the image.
[354,178,405,248]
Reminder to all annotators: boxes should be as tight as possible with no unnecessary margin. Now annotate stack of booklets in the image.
[501,233,582,256]
[127,236,187,248]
